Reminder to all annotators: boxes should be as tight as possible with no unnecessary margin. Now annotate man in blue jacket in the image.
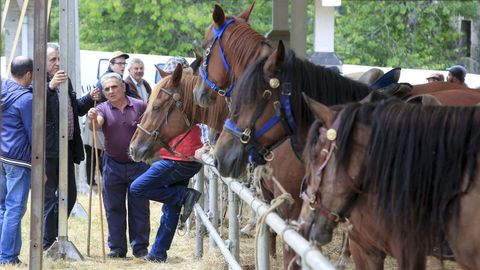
[0,56,34,265]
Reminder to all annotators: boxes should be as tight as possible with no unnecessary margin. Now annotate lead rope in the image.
[335,218,353,270]
[254,165,295,270]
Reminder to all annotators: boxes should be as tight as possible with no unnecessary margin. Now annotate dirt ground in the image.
[3,192,461,270]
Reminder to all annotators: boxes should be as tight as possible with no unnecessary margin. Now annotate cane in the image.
[86,117,95,256]
[92,106,106,262]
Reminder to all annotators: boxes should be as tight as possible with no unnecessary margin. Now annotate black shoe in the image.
[107,251,127,258]
[133,249,148,258]
[143,254,166,263]
[180,188,201,223]
[0,258,22,265]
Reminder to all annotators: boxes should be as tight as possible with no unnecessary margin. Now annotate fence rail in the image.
[194,154,335,270]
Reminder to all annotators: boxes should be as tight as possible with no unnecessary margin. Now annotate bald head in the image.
[11,56,33,79]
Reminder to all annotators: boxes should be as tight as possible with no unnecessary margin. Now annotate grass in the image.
[3,190,461,270]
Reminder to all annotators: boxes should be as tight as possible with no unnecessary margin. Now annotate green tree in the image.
[47,0,272,56]
[333,0,478,69]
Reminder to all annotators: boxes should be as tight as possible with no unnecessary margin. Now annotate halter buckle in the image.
[205,47,211,56]
[263,89,272,99]
[263,151,274,161]
[218,89,226,96]
[240,129,252,144]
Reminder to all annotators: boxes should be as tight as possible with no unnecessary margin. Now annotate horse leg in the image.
[349,238,385,270]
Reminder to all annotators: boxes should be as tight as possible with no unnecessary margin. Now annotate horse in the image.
[193,2,272,107]
[129,64,228,162]
[300,96,480,270]
[413,88,480,106]
[411,81,472,95]
[213,40,372,179]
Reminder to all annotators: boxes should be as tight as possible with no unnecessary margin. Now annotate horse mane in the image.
[150,74,228,131]
[232,49,373,142]
[336,101,480,266]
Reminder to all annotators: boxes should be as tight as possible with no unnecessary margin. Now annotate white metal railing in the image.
[194,153,335,270]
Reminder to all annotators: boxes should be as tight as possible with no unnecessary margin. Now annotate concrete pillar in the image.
[470,0,480,73]
[266,0,290,48]
[290,0,308,59]
[309,0,342,69]
[5,0,34,67]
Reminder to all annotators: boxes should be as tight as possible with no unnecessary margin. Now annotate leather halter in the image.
[136,87,192,155]
[300,113,352,224]
[223,75,297,166]
[199,18,236,98]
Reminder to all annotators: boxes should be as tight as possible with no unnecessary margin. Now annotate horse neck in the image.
[223,24,272,78]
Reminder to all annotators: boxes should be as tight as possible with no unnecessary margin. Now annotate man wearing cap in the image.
[96,51,137,99]
[426,73,445,83]
[125,58,152,103]
[446,65,468,87]
[43,43,101,250]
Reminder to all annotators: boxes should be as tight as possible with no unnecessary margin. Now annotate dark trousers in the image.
[102,154,150,255]
[130,159,202,260]
[84,145,103,186]
[43,146,77,249]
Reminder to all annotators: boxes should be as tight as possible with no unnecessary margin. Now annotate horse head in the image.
[214,42,298,178]
[129,64,199,162]
[193,2,271,107]
[298,95,366,246]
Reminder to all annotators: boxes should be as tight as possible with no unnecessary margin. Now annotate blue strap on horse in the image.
[371,67,401,90]
[280,82,297,135]
[199,18,236,97]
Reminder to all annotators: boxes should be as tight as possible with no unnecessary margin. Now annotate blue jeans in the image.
[130,159,202,260]
[0,163,31,263]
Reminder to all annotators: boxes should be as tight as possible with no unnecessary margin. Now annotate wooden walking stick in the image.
[86,102,96,257]
[92,108,106,262]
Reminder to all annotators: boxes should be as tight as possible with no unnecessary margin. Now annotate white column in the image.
[314,1,335,52]
[291,0,307,59]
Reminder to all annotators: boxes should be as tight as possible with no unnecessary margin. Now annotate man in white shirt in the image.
[125,58,152,103]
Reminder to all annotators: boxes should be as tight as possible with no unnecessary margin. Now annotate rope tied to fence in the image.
[254,165,295,269]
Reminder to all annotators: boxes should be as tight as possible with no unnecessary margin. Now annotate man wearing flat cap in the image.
[446,65,468,87]
[426,73,445,83]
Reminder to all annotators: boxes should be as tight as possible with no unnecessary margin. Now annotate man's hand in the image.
[48,70,68,90]
[88,108,98,120]
[90,87,101,101]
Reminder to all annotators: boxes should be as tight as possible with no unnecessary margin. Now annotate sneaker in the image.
[107,251,127,258]
[133,249,148,258]
[143,254,166,263]
[180,188,201,223]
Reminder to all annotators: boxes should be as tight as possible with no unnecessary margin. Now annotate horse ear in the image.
[171,64,183,86]
[193,48,199,59]
[238,1,256,22]
[156,65,170,79]
[302,93,335,127]
[263,40,286,76]
[212,4,226,29]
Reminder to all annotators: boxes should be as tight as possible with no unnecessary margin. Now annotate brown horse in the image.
[411,81,471,95]
[300,97,480,270]
[129,64,228,162]
[193,2,272,107]
[213,41,372,178]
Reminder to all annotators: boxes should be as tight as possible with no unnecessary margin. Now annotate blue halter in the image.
[223,78,298,165]
[199,18,236,97]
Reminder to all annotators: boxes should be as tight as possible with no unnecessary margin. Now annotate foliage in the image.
[334,0,479,69]
[48,0,272,56]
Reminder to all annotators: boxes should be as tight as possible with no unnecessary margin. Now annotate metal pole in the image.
[209,171,218,248]
[1,0,10,29]
[256,222,270,270]
[194,204,242,270]
[29,0,47,268]
[227,189,239,262]
[194,168,205,257]
[45,0,82,259]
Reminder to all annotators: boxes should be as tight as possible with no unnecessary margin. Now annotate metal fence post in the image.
[195,167,205,257]
[209,171,218,248]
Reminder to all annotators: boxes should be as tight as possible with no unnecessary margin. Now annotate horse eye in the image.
[152,106,160,111]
